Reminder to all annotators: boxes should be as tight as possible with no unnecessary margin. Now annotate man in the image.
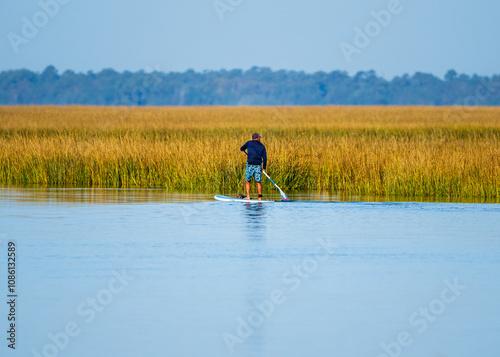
[240,133,267,200]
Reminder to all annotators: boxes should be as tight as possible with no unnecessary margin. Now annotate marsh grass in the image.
[0,106,499,198]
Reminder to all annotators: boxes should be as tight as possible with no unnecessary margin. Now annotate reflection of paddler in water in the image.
[239,202,268,357]
[243,202,268,239]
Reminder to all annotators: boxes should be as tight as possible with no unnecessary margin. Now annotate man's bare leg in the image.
[245,181,251,199]
[257,182,262,200]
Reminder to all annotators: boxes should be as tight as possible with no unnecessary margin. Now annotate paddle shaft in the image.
[262,171,289,200]
[243,150,289,200]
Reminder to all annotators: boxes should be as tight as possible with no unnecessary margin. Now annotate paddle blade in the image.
[280,191,290,201]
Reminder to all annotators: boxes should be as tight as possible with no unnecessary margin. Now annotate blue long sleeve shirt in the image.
[240,140,267,170]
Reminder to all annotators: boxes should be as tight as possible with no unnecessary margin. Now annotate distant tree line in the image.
[1,65,499,106]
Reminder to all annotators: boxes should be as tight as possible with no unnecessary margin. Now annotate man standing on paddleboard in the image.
[240,133,267,200]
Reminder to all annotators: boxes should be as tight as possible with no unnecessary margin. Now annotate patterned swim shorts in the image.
[245,163,262,182]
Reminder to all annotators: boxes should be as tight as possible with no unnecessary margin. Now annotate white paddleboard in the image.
[214,195,277,203]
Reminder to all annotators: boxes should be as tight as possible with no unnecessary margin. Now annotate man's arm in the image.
[262,147,267,171]
[240,142,248,152]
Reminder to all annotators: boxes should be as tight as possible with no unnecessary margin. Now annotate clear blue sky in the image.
[1,0,499,79]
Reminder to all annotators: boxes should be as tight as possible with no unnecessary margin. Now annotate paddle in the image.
[243,150,290,201]
[262,171,290,201]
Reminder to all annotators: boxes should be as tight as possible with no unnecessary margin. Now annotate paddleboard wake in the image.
[214,195,278,203]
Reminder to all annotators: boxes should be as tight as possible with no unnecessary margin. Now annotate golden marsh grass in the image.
[0,106,499,198]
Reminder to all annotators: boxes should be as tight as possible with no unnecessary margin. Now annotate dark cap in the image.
[252,133,262,139]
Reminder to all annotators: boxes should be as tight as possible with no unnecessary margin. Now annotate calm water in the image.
[1,188,499,357]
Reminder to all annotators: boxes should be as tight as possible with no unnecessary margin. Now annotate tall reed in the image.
[0,106,498,198]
